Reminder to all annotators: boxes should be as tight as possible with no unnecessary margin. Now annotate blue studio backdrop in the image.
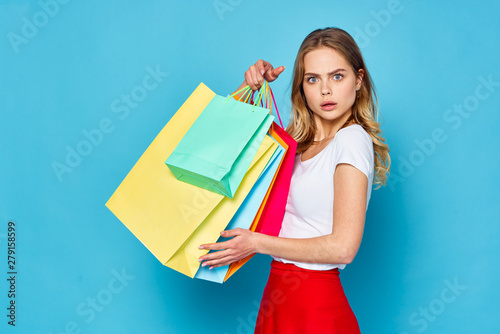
[1,1,499,333]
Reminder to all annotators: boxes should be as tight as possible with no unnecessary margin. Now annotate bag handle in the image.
[226,81,284,129]
[226,86,252,103]
[258,81,284,129]
[225,85,266,111]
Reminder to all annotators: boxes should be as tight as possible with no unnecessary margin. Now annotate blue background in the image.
[1,0,499,333]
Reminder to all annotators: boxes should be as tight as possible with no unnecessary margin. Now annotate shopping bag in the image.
[195,83,298,283]
[252,124,297,235]
[166,85,274,198]
[165,135,277,277]
[105,82,278,278]
[194,135,285,283]
[223,90,297,282]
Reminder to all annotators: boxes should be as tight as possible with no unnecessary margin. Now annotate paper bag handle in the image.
[225,85,266,111]
[226,81,284,129]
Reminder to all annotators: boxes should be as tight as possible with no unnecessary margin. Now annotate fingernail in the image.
[201,262,207,267]
[209,266,213,270]
[198,246,203,249]
[260,69,265,75]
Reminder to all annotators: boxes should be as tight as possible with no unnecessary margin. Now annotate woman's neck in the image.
[313,112,354,142]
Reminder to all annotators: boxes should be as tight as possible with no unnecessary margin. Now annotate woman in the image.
[199,27,390,333]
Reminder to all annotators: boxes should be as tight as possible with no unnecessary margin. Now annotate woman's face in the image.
[302,46,363,125]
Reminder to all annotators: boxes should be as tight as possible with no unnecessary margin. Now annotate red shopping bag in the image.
[224,122,297,281]
[253,123,296,236]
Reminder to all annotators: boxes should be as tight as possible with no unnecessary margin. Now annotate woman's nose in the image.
[321,84,331,96]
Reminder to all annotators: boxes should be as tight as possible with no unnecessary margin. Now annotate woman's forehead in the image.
[303,47,350,72]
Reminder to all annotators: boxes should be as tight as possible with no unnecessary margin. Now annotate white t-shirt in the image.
[273,124,374,270]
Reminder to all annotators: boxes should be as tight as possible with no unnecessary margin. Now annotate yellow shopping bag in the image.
[105,83,277,277]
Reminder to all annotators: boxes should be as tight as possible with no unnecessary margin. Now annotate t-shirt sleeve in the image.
[333,127,374,179]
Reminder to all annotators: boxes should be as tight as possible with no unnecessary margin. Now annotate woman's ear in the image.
[357,69,365,87]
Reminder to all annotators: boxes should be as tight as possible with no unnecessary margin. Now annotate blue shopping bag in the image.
[194,138,285,283]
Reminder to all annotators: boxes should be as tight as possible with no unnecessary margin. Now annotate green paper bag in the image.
[165,85,274,198]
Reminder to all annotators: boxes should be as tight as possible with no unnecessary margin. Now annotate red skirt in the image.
[254,260,361,334]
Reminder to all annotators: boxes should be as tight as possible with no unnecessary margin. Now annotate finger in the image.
[244,71,258,91]
[256,72,265,88]
[249,65,262,91]
[202,254,235,268]
[273,66,285,77]
[245,71,255,90]
[260,60,275,79]
[251,66,265,90]
[199,241,227,251]
[266,66,285,81]
[199,249,230,262]
[254,60,268,88]
[221,228,243,238]
[246,70,260,91]
[204,249,253,269]
[256,59,268,76]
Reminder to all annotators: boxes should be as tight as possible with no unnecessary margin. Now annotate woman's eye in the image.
[333,74,343,80]
[307,77,318,83]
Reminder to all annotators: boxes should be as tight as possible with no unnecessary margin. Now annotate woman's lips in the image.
[320,101,337,111]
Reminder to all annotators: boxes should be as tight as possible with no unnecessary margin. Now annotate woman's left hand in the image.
[198,228,259,269]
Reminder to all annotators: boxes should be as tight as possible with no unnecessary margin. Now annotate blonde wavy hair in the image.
[286,27,390,188]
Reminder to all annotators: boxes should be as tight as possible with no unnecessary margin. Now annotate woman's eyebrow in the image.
[304,68,347,76]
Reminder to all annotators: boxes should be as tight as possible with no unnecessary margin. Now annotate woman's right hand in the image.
[241,60,285,91]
